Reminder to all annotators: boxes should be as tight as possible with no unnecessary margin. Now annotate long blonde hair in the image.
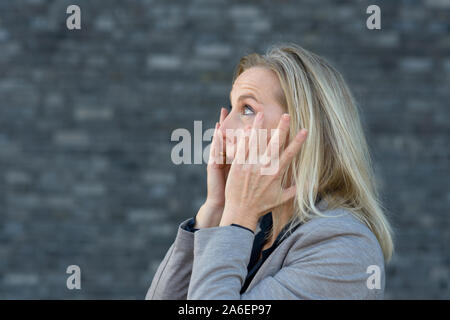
[232,43,394,262]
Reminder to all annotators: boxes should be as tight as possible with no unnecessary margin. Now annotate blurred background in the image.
[0,0,449,299]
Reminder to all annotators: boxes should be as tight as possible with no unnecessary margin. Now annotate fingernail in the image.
[257,112,264,120]
[283,113,290,121]
[295,130,302,137]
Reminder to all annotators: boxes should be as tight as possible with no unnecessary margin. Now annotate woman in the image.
[146,43,394,300]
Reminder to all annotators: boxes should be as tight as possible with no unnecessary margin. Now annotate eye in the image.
[243,104,255,115]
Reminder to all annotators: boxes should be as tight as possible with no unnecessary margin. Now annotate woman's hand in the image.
[219,112,308,232]
[195,107,230,228]
[205,107,230,208]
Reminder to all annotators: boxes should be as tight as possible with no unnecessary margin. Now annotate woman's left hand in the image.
[219,112,308,232]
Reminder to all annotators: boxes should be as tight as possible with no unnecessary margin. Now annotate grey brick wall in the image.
[0,0,448,299]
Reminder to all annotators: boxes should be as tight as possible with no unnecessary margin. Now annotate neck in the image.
[269,199,295,245]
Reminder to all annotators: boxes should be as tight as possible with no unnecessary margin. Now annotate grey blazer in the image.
[145,199,386,300]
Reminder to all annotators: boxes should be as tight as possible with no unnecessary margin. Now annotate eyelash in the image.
[228,104,255,115]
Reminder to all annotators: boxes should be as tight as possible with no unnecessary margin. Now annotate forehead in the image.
[231,67,282,102]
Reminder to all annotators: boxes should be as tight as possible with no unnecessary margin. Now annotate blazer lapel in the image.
[243,197,329,293]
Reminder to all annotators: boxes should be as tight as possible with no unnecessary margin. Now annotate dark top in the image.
[182,212,302,294]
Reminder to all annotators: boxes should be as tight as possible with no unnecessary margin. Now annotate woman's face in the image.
[221,66,286,161]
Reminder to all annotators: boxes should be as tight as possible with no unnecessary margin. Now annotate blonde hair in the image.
[232,43,394,262]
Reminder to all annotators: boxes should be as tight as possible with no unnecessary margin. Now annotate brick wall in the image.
[0,0,449,299]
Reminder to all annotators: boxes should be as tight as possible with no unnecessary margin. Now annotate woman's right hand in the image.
[195,107,230,228]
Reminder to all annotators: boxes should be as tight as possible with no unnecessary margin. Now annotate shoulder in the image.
[289,207,384,263]
[283,207,386,298]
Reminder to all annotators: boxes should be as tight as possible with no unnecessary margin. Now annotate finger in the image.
[248,112,264,164]
[279,185,297,204]
[278,114,291,152]
[209,122,225,166]
[219,107,228,125]
[217,123,227,164]
[234,125,251,165]
[279,129,308,170]
[216,124,226,165]
[219,108,228,154]
[208,122,219,165]
[266,114,290,159]
[224,163,231,180]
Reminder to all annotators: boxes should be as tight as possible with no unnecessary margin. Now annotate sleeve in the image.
[145,217,256,299]
[181,216,199,232]
[181,216,254,235]
[187,219,385,300]
[145,218,195,300]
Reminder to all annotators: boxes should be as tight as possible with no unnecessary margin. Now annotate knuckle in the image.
[285,149,294,158]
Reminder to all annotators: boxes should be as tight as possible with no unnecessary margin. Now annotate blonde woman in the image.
[146,43,394,300]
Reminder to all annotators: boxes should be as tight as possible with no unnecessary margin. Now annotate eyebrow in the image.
[229,93,261,105]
